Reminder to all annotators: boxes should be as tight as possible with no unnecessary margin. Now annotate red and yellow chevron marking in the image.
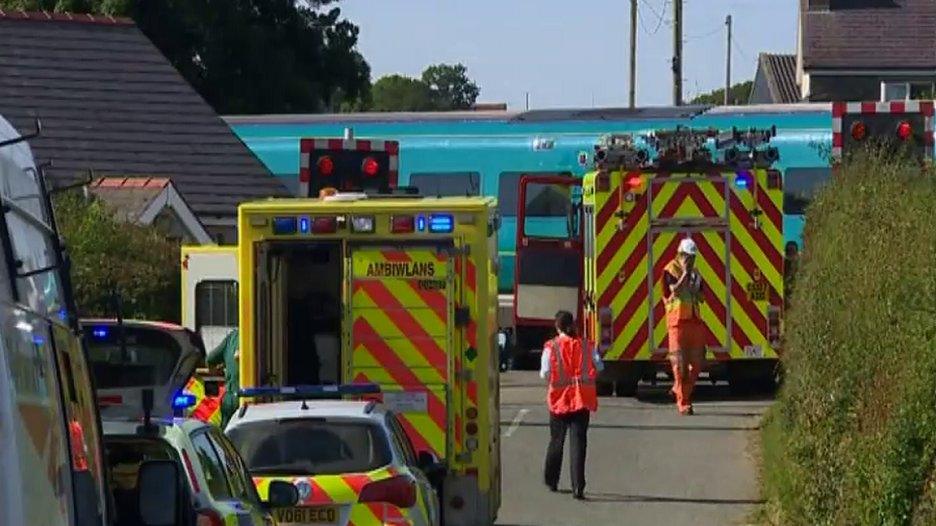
[183,376,223,427]
[350,248,450,460]
[454,255,479,455]
[593,170,783,361]
[254,465,425,525]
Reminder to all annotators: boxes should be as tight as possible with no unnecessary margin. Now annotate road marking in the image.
[503,409,529,437]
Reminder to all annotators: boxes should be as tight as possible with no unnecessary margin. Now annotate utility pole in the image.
[629,0,638,108]
[525,91,530,110]
[724,14,732,105]
[672,0,683,106]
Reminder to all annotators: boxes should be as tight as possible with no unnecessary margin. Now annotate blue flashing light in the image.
[428,214,454,234]
[735,171,752,190]
[416,215,426,232]
[91,327,109,339]
[298,216,311,234]
[238,383,381,398]
[172,392,197,410]
[272,217,298,235]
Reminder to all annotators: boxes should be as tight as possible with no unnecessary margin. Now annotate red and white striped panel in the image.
[298,138,400,197]
[831,100,935,160]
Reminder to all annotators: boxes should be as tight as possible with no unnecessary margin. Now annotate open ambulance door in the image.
[181,246,239,353]
[513,175,584,358]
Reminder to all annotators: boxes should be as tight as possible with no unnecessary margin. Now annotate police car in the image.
[225,385,444,526]
[84,319,298,525]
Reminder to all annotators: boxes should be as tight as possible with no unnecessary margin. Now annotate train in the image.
[225,103,834,294]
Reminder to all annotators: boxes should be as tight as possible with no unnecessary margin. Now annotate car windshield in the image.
[227,418,392,475]
[85,326,182,388]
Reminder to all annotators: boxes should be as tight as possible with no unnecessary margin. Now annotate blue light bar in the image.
[172,393,197,410]
[91,327,109,339]
[238,383,381,398]
[416,215,426,232]
[428,214,454,234]
[735,171,752,190]
[273,217,298,235]
[298,216,311,234]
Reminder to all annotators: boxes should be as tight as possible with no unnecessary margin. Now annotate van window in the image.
[498,172,572,216]
[784,168,831,215]
[409,172,481,197]
[191,432,234,499]
[104,437,176,526]
[195,281,238,331]
[84,326,182,389]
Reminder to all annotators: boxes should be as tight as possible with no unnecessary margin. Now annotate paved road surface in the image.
[495,371,771,526]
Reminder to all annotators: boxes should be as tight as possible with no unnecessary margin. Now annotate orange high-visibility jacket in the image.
[663,260,703,326]
[546,335,598,414]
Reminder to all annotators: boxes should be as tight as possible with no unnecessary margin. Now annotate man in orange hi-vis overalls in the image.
[663,238,705,415]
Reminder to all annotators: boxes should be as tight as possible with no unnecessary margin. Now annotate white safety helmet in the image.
[678,237,698,256]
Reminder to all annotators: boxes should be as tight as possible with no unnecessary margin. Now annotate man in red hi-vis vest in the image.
[663,237,706,416]
[541,310,602,500]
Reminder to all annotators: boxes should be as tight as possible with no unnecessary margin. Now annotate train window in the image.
[195,280,238,332]
[409,172,481,197]
[498,172,572,216]
[783,168,831,215]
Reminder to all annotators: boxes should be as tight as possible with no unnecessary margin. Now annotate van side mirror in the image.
[417,450,439,470]
[204,379,221,397]
[137,460,181,526]
[265,480,300,509]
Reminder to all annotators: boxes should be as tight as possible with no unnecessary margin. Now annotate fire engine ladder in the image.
[645,172,733,359]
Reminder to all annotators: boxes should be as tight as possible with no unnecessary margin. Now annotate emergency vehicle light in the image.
[391,215,415,233]
[238,383,381,398]
[428,214,454,233]
[851,121,868,141]
[172,393,197,410]
[416,215,427,232]
[273,217,298,235]
[312,216,338,234]
[299,216,311,234]
[351,215,375,233]
[735,171,752,190]
[91,327,108,339]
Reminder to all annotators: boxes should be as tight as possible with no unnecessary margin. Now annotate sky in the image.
[338,0,799,109]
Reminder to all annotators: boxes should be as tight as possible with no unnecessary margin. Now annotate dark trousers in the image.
[544,409,590,492]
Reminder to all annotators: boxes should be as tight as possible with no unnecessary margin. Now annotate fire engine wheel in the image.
[596,381,615,397]
[614,379,638,398]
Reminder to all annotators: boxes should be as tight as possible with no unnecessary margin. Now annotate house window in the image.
[881,81,934,102]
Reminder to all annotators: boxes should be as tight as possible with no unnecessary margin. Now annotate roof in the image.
[228,400,384,427]
[802,0,936,70]
[87,176,213,243]
[754,54,800,104]
[0,11,289,219]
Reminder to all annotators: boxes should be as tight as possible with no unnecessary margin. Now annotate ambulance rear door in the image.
[347,244,454,461]
[181,246,238,352]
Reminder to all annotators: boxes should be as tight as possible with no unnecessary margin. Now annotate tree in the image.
[690,80,754,106]
[421,63,480,110]
[54,192,181,321]
[371,75,437,111]
[1,0,371,114]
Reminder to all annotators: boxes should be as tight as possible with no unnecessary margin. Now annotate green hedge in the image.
[761,150,936,525]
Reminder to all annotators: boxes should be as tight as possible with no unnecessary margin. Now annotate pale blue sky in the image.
[339,0,798,109]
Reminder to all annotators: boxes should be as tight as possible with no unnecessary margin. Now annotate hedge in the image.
[761,149,936,525]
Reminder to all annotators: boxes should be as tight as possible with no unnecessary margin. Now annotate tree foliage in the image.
[54,192,180,321]
[371,63,480,112]
[690,80,753,106]
[2,0,371,114]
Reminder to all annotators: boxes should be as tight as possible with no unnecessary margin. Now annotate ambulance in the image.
[182,138,502,525]
[570,127,785,395]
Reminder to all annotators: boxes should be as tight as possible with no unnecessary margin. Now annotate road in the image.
[495,371,771,526]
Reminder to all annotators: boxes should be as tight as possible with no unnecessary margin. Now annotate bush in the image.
[54,191,181,321]
[761,149,936,525]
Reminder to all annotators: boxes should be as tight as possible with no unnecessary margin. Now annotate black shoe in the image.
[546,483,558,492]
[573,490,586,500]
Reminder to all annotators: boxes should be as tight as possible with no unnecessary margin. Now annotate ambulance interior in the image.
[257,242,343,387]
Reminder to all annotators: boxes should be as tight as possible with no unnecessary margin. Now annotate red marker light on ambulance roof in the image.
[317,155,334,176]
[897,121,913,141]
[851,121,868,141]
[361,156,380,177]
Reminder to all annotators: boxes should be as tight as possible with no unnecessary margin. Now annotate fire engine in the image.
[182,137,502,526]
[578,126,785,395]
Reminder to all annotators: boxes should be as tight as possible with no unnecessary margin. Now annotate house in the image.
[87,176,213,244]
[797,0,936,102]
[0,10,290,243]
[749,53,801,104]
